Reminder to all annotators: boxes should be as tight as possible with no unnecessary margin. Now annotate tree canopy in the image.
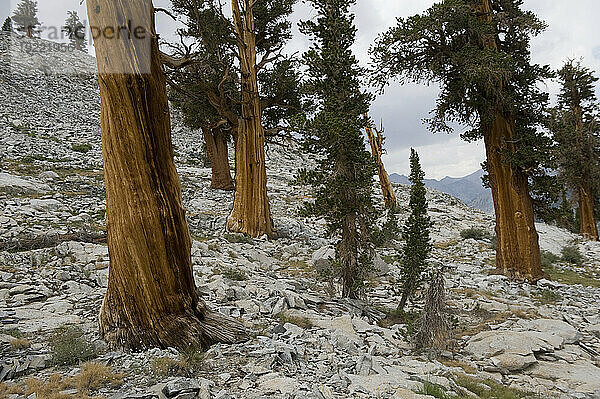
[299,0,376,298]
[12,0,40,38]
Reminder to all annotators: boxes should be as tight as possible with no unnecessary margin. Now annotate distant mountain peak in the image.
[389,169,493,213]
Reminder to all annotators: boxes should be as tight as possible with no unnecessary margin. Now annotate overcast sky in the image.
[2,0,599,179]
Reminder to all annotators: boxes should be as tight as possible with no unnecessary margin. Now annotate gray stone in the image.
[29,198,62,211]
[490,353,537,372]
[465,331,555,359]
[162,378,200,397]
[39,171,59,180]
[519,319,581,345]
[312,246,335,273]
[0,173,49,194]
[373,254,391,276]
[258,374,300,394]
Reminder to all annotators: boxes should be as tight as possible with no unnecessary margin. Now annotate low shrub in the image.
[561,245,584,266]
[460,228,493,241]
[71,143,92,153]
[49,325,96,366]
[541,250,560,269]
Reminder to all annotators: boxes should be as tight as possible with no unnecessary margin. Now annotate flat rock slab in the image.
[347,365,421,395]
[527,360,600,394]
[0,172,50,194]
[465,330,557,359]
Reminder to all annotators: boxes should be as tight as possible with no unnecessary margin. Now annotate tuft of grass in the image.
[534,289,562,305]
[460,228,493,241]
[23,363,123,399]
[438,359,477,374]
[561,245,584,266]
[150,348,205,378]
[419,381,452,399]
[540,250,560,269]
[219,267,248,281]
[1,328,24,338]
[543,265,600,288]
[377,308,420,334]
[224,233,253,244]
[454,374,537,398]
[49,326,96,366]
[0,382,23,397]
[10,338,30,350]
[278,312,314,329]
[73,362,124,393]
[71,144,93,153]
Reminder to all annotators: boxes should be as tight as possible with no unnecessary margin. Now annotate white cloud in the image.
[3,0,598,179]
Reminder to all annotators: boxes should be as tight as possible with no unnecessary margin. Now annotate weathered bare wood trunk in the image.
[88,0,245,350]
[227,0,275,238]
[203,127,234,191]
[364,115,397,208]
[579,183,599,240]
[485,114,543,281]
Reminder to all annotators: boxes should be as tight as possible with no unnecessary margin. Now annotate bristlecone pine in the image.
[227,0,275,238]
[203,127,235,191]
[372,0,551,281]
[552,60,600,241]
[87,0,246,350]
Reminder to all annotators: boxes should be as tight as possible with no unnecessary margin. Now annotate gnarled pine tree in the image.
[168,0,300,234]
[300,0,376,298]
[551,60,600,241]
[87,0,245,350]
[372,0,552,281]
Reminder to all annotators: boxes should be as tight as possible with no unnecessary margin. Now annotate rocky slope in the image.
[1,33,600,399]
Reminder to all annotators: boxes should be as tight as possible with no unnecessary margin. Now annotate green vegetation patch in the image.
[49,325,96,366]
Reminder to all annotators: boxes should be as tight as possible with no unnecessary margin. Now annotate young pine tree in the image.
[2,17,13,33]
[372,0,552,282]
[12,0,40,38]
[551,60,600,241]
[300,0,377,299]
[62,11,86,51]
[398,149,432,312]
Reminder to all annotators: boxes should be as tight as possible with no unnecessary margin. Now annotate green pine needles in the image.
[12,0,40,38]
[398,149,432,312]
[299,0,377,299]
[2,17,12,33]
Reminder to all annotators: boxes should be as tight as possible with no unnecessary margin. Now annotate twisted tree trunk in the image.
[203,127,234,191]
[485,114,543,281]
[477,0,543,281]
[572,105,599,241]
[88,0,245,350]
[227,0,275,238]
[364,115,397,208]
[579,182,598,240]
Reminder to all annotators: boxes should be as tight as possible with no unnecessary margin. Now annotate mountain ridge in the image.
[390,169,494,213]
